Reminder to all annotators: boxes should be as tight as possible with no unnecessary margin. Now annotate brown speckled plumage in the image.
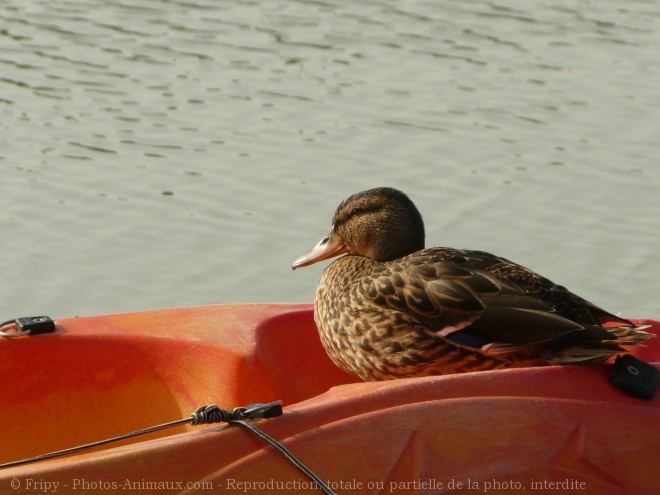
[293,187,653,381]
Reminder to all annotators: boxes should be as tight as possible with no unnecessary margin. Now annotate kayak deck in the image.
[0,304,356,463]
[1,304,658,494]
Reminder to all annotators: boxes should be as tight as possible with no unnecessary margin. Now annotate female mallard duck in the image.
[292,187,653,381]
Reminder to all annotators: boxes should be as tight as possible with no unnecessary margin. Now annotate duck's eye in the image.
[350,208,361,216]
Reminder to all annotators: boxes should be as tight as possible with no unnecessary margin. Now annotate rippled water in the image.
[1,0,659,319]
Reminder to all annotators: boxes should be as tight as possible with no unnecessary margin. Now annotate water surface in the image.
[1,0,659,319]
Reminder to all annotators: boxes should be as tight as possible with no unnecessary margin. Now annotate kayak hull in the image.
[1,304,658,494]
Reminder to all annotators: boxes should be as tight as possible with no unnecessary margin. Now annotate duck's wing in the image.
[363,252,614,351]
[363,260,486,335]
[445,248,634,328]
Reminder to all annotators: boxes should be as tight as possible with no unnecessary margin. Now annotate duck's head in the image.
[292,187,425,269]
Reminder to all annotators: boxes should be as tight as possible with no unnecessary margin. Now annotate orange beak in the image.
[291,232,348,270]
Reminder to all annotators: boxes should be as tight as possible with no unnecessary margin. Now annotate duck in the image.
[292,187,653,381]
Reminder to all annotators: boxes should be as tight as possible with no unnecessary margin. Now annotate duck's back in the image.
[408,247,624,327]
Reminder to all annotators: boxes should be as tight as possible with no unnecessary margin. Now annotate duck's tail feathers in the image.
[545,346,619,364]
[483,324,655,365]
[607,324,654,346]
[542,324,655,365]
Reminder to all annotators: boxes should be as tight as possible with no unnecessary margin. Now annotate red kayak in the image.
[1,304,658,494]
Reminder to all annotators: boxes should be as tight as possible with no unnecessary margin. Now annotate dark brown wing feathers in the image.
[364,247,623,350]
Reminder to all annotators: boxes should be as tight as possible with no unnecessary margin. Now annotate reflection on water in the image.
[1,0,659,318]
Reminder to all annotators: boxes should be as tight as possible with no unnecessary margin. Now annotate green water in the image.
[2,0,659,318]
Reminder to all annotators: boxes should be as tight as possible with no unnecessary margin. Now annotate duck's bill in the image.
[292,233,348,270]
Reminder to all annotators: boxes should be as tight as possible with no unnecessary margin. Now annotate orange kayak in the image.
[1,304,658,494]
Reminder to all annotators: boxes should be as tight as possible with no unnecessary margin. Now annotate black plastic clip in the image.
[610,354,659,400]
[16,316,56,335]
[0,316,56,337]
[236,401,283,420]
